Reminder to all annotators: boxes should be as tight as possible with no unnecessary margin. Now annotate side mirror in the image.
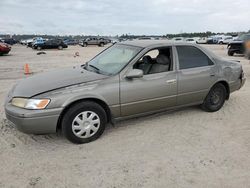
[126,69,143,79]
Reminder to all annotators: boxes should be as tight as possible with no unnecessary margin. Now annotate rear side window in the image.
[176,46,213,69]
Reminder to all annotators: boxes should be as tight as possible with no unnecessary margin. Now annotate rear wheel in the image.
[228,51,234,56]
[201,83,227,112]
[62,101,107,144]
[58,45,63,50]
[37,46,42,50]
[99,42,104,47]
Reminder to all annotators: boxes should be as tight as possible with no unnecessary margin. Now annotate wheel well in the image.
[56,98,112,131]
[216,81,230,100]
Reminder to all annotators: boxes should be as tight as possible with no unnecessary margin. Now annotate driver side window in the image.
[133,47,173,75]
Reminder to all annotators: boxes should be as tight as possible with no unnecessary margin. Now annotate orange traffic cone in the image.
[24,63,32,75]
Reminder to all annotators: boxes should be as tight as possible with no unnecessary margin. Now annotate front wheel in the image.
[61,101,107,144]
[58,45,63,50]
[201,83,227,112]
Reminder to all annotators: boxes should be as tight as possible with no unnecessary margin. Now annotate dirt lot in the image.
[0,44,249,188]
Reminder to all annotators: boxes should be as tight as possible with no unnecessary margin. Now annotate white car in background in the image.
[218,36,233,44]
[196,37,208,44]
[185,38,196,43]
[20,38,33,45]
[172,37,184,42]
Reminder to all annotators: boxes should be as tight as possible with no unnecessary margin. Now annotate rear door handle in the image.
[166,79,177,84]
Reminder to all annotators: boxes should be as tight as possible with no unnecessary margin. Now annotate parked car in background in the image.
[207,36,219,44]
[63,39,79,45]
[138,37,153,40]
[185,38,196,43]
[0,42,11,55]
[196,37,208,44]
[5,41,245,144]
[33,39,68,50]
[27,37,46,47]
[2,38,18,45]
[101,38,111,43]
[20,38,33,46]
[218,36,233,44]
[32,38,46,46]
[172,37,184,42]
[79,37,109,47]
[228,33,250,56]
[110,38,120,44]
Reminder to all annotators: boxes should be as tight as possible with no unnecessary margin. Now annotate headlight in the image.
[11,98,50,109]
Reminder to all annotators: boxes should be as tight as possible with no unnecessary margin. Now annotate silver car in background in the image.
[5,40,246,144]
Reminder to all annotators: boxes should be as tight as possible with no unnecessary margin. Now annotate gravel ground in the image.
[0,44,249,188]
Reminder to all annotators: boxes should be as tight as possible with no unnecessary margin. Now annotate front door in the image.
[120,47,177,117]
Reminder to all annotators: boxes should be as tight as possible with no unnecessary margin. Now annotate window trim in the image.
[175,45,215,70]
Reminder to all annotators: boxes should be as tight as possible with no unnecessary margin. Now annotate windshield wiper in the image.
[88,64,100,73]
[83,62,110,75]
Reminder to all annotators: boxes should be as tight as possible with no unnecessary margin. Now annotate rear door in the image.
[175,45,217,106]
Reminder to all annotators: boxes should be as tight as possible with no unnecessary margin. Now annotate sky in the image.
[0,0,249,35]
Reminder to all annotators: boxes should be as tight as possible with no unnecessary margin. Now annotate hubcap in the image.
[72,111,100,138]
[210,90,221,105]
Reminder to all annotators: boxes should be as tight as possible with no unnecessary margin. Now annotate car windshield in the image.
[85,44,142,75]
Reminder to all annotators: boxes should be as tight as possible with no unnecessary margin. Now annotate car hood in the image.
[12,66,108,98]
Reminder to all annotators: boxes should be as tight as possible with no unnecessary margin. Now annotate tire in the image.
[99,42,104,47]
[61,101,107,144]
[37,46,42,50]
[201,83,227,112]
[58,46,63,50]
[83,43,87,47]
[219,41,223,45]
[228,51,234,56]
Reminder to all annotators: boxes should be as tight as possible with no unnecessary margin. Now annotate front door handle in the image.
[166,79,177,84]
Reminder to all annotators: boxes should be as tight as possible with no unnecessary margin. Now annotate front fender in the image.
[62,93,108,108]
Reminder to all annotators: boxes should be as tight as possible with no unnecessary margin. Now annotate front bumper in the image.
[0,48,11,54]
[5,103,63,134]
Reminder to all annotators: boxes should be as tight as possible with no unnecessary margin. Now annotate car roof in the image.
[119,39,219,59]
[119,39,198,48]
